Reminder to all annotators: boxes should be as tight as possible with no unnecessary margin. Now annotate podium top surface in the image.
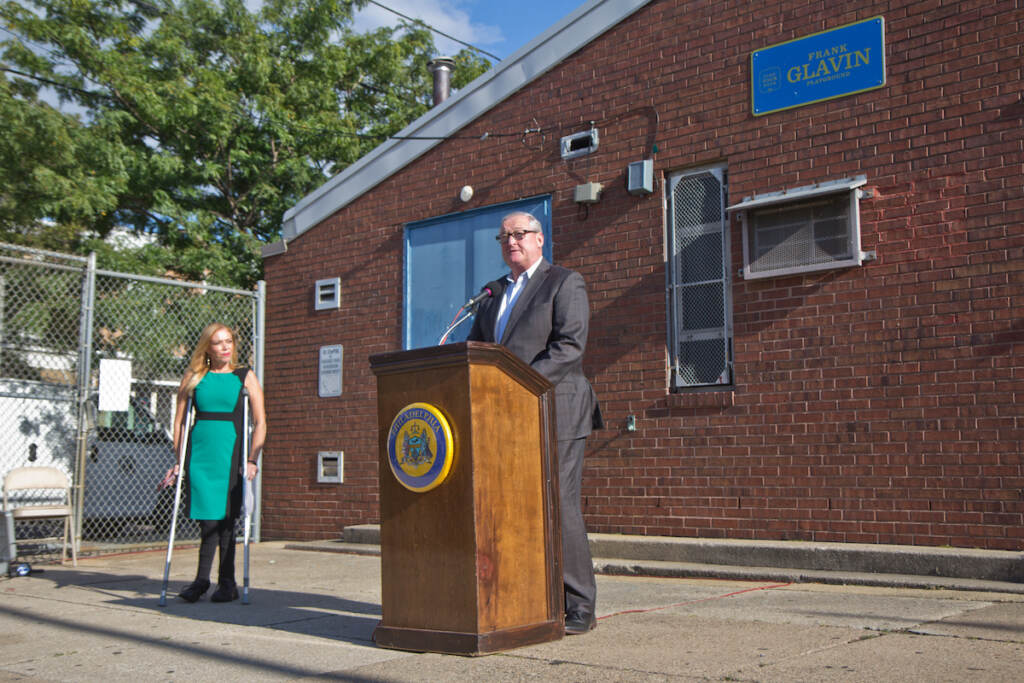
[369,342,552,394]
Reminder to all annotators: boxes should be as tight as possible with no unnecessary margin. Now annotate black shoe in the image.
[564,610,596,635]
[210,582,239,603]
[177,579,210,603]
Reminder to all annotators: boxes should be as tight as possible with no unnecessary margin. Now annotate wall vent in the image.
[560,127,599,160]
[317,451,343,484]
[314,277,340,310]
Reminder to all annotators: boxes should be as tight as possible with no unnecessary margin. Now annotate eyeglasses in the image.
[494,230,540,242]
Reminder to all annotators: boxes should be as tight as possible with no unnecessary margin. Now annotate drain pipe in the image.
[427,57,456,106]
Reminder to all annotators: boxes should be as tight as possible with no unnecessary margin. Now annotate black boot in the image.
[178,579,211,603]
[210,581,239,603]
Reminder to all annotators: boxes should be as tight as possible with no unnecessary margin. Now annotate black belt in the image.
[195,410,234,421]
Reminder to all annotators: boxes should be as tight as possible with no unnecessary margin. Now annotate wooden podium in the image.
[369,341,563,655]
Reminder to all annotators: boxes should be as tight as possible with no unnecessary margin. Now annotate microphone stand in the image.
[439,281,500,345]
[438,306,476,345]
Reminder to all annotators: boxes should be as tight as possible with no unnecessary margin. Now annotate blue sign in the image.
[752,17,885,116]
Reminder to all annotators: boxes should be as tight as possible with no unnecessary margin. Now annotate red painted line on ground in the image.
[597,582,792,621]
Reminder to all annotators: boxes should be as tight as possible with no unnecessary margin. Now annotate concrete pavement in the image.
[2,541,1023,681]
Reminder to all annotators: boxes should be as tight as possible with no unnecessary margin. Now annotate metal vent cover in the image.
[667,168,731,388]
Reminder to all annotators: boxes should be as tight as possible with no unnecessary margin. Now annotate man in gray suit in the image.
[467,211,602,635]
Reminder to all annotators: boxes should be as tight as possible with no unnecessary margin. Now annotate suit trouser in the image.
[558,436,596,614]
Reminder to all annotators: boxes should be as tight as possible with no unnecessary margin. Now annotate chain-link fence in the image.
[0,243,263,564]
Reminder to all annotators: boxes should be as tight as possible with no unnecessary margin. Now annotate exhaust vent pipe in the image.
[427,57,456,107]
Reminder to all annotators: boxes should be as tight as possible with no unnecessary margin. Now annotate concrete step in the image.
[586,533,1024,583]
[283,524,1024,594]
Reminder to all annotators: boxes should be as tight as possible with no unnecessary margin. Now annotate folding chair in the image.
[3,466,78,567]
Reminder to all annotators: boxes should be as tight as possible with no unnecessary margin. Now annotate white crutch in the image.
[241,388,254,604]
[159,395,193,606]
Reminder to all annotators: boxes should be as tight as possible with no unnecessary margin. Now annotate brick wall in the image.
[262,0,1024,549]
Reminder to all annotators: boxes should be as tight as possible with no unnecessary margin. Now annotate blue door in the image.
[404,196,551,349]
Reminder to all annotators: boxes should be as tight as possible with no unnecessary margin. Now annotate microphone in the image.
[439,280,503,345]
[464,280,502,309]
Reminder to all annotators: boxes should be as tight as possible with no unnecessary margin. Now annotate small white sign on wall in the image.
[318,345,343,397]
[98,359,132,412]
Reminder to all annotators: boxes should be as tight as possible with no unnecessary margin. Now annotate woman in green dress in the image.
[168,323,266,603]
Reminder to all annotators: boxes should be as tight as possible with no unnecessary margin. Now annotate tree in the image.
[0,0,490,288]
[0,70,130,251]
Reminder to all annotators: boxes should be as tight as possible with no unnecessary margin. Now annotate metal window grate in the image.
[667,168,732,388]
[748,195,853,274]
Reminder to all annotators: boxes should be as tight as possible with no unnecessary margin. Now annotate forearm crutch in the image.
[241,388,253,604]
[159,395,193,606]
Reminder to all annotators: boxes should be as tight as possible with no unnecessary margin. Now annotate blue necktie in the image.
[495,274,526,341]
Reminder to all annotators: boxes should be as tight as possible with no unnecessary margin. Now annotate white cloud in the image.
[353,0,503,56]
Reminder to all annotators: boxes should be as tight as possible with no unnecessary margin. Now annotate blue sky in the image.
[354,0,588,62]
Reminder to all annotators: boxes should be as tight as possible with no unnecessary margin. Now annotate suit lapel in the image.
[500,260,550,344]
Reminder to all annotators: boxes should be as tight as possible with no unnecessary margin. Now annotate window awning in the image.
[727,175,867,212]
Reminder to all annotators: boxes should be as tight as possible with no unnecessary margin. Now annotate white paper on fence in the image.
[98,359,132,412]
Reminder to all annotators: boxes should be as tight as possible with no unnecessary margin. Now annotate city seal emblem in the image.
[386,402,455,492]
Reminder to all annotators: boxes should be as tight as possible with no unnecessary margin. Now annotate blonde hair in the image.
[184,323,238,394]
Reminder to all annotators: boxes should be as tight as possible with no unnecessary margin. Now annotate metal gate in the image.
[0,242,264,560]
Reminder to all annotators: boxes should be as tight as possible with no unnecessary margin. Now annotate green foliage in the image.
[0,77,129,249]
[0,0,491,288]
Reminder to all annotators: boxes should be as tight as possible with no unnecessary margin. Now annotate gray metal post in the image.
[73,252,96,549]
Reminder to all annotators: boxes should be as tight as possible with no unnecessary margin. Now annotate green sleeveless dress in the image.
[185,368,246,520]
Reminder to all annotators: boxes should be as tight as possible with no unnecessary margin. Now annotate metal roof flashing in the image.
[727,175,868,213]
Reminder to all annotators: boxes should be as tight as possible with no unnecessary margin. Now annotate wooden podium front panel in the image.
[377,365,479,634]
[372,343,561,653]
[469,364,549,631]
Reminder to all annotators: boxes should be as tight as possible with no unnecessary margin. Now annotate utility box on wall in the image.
[627,159,654,195]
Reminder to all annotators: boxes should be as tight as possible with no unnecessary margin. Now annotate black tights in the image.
[196,518,237,586]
